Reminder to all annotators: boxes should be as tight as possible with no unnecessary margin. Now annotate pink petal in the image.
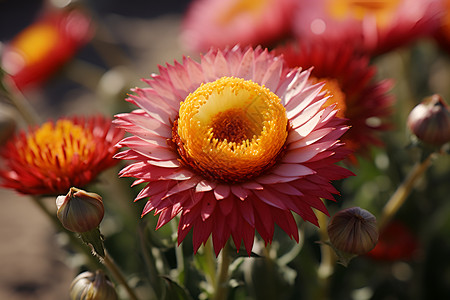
[252,189,287,210]
[231,185,249,200]
[214,184,231,200]
[164,176,201,198]
[261,58,283,92]
[147,159,181,168]
[201,193,216,221]
[196,180,218,192]
[219,196,235,216]
[271,163,316,177]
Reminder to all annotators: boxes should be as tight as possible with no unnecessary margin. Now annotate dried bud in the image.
[56,187,104,233]
[327,207,378,255]
[70,270,118,300]
[407,94,450,146]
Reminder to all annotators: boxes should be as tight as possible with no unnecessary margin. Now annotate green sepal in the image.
[79,227,105,258]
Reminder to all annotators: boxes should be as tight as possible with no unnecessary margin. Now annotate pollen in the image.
[174,77,288,183]
[21,120,95,174]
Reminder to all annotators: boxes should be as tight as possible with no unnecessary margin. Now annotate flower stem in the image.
[316,211,335,300]
[212,241,231,300]
[378,152,435,230]
[103,251,140,300]
[2,80,40,126]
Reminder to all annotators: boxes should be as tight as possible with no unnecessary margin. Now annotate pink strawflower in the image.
[277,41,394,161]
[293,0,442,56]
[181,0,298,52]
[114,46,353,255]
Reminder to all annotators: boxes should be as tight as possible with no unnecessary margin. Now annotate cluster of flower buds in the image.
[70,270,118,300]
[56,187,104,233]
[327,207,379,256]
[407,94,450,146]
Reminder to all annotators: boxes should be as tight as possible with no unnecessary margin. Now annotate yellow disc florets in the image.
[173,76,288,183]
[22,120,95,174]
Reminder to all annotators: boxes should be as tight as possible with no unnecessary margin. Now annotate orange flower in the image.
[1,9,93,90]
[0,116,123,195]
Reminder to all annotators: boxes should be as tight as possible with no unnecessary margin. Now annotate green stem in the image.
[203,238,218,289]
[171,218,185,283]
[2,80,40,126]
[212,241,231,300]
[103,251,140,300]
[378,152,435,230]
[316,211,335,300]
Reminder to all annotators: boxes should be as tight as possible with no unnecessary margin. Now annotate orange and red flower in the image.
[1,9,93,90]
[277,41,394,161]
[0,116,123,195]
[114,46,354,255]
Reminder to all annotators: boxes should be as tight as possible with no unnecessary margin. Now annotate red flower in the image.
[1,9,93,90]
[0,116,123,195]
[114,46,354,255]
[367,221,420,261]
[276,41,394,161]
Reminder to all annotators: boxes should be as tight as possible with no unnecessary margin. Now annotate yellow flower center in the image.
[217,0,272,25]
[312,77,347,118]
[327,0,400,28]
[13,23,59,66]
[22,120,95,174]
[173,77,288,183]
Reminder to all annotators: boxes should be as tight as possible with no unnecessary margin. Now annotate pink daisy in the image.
[293,0,442,56]
[181,0,298,52]
[114,46,353,255]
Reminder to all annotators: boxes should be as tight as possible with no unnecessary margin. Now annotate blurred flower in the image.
[70,270,118,300]
[181,0,297,52]
[56,187,104,233]
[327,207,378,255]
[407,94,450,146]
[277,41,394,161]
[0,116,124,195]
[434,0,450,52]
[367,221,419,261]
[1,8,93,90]
[114,46,353,255]
[293,0,442,56]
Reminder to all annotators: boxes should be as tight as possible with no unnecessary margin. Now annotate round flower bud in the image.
[70,270,118,300]
[56,187,104,233]
[327,207,378,255]
[407,94,450,146]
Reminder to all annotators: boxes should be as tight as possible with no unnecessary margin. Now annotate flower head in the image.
[181,0,298,52]
[56,187,104,233]
[407,94,450,146]
[114,46,353,255]
[0,116,124,195]
[327,207,378,255]
[1,9,93,90]
[293,0,442,56]
[70,270,118,300]
[277,41,394,161]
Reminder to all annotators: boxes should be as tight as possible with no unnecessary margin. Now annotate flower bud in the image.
[70,270,118,300]
[407,94,450,146]
[56,187,104,233]
[327,207,378,255]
